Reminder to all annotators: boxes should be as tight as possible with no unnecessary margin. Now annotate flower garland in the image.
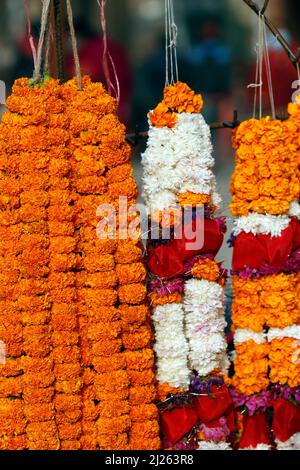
[230,117,300,217]
[0,76,160,450]
[142,82,232,450]
[229,111,300,450]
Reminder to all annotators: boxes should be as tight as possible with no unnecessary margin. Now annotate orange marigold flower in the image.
[178,192,210,207]
[163,82,203,114]
[149,103,177,128]
[191,258,220,282]
[118,283,147,304]
[149,291,182,307]
[122,325,153,350]
[116,263,146,286]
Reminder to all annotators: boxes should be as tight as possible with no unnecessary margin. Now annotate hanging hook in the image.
[261,0,269,15]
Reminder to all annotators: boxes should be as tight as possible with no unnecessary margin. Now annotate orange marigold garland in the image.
[0,76,160,450]
[230,110,300,450]
[65,77,159,450]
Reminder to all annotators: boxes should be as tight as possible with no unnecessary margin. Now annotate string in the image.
[44,4,52,76]
[262,15,275,119]
[32,0,51,83]
[250,42,260,119]
[24,0,37,69]
[97,0,120,105]
[297,62,300,85]
[165,0,169,86]
[167,0,174,85]
[65,0,82,90]
[165,0,179,86]
[258,12,264,119]
[169,0,178,83]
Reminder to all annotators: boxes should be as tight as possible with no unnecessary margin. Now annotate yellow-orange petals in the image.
[163,82,203,114]
[191,258,221,282]
[230,117,300,216]
[232,340,270,395]
[157,383,183,402]
[149,292,182,307]
[232,274,300,331]
[149,103,177,128]
[178,192,210,207]
[149,82,203,128]
[269,337,300,387]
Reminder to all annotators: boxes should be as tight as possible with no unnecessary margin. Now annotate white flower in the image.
[239,444,271,450]
[289,200,300,219]
[234,329,267,345]
[276,433,300,450]
[267,325,300,341]
[183,279,227,376]
[232,213,291,237]
[142,112,221,211]
[152,303,190,390]
[198,441,232,450]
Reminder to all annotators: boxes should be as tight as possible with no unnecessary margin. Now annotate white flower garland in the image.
[152,303,190,390]
[183,279,228,376]
[232,213,291,238]
[267,325,300,341]
[142,113,222,214]
[289,200,300,219]
[239,444,272,451]
[198,441,232,450]
[234,329,267,345]
[276,433,300,450]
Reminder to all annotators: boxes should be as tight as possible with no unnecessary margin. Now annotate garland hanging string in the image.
[65,0,82,89]
[97,0,120,105]
[23,0,37,69]
[249,11,275,120]
[32,0,51,83]
[262,13,275,119]
[165,0,178,86]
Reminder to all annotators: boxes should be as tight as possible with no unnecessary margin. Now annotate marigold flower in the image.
[124,350,155,371]
[116,263,146,286]
[178,191,210,207]
[130,404,158,422]
[98,416,131,436]
[122,325,153,350]
[119,304,149,326]
[149,103,177,128]
[149,291,182,307]
[118,283,147,304]
[157,383,182,401]
[130,420,160,440]
[97,433,129,450]
[127,369,156,386]
[93,354,126,373]
[129,386,157,404]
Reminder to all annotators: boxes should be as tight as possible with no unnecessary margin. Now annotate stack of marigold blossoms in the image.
[142,82,234,450]
[63,76,160,450]
[0,76,160,450]
[229,114,300,450]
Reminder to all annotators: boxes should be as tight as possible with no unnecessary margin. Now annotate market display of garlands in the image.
[0,0,300,451]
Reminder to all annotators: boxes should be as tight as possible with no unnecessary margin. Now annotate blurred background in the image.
[0,0,299,267]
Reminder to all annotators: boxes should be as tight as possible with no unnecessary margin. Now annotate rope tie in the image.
[249,11,275,120]
[65,0,82,90]
[97,0,120,105]
[32,0,51,83]
[165,0,179,86]
[24,0,37,69]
